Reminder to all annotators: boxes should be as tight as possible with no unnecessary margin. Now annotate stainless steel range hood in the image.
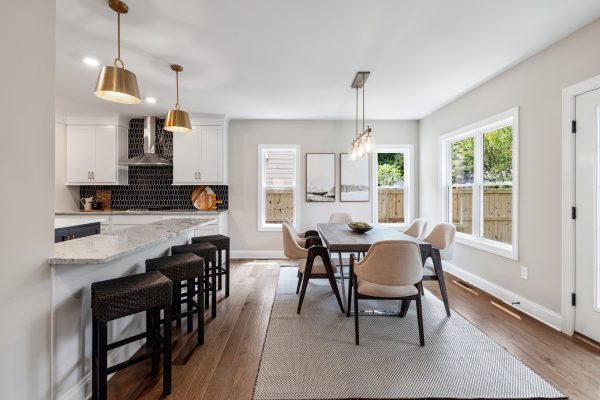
[121,116,172,166]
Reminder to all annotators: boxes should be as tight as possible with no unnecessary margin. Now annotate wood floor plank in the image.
[107,260,600,400]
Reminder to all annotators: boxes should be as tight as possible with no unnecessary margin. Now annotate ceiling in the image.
[56,0,600,120]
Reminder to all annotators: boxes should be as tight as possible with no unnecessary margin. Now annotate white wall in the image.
[0,1,55,399]
[55,118,79,211]
[228,120,418,256]
[419,19,600,315]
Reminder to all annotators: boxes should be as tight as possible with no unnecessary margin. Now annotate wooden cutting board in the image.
[192,186,212,210]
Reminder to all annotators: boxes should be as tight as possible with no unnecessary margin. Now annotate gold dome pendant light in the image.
[165,64,192,133]
[94,0,141,104]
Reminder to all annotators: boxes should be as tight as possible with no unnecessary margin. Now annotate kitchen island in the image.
[49,217,216,400]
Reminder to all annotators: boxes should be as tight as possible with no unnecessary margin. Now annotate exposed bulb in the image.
[364,135,375,154]
[357,139,365,158]
[350,143,358,160]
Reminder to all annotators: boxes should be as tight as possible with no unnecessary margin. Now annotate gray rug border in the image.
[252,267,567,400]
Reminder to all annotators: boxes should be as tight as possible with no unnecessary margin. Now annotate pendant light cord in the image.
[114,12,124,68]
[362,78,365,134]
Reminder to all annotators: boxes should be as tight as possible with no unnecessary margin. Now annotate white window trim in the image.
[372,144,414,228]
[257,144,301,232]
[439,107,519,260]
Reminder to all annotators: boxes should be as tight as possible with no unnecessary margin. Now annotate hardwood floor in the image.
[108,259,600,400]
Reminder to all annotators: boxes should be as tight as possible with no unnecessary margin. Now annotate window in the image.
[258,144,300,231]
[441,108,518,259]
[372,145,413,225]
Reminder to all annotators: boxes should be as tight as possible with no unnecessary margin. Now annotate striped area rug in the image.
[253,267,564,399]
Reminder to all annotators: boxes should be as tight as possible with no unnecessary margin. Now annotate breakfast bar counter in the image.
[49,218,216,400]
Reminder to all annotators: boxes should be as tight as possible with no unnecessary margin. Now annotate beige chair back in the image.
[329,213,353,223]
[403,218,428,239]
[281,222,309,260]
[355,240,423,287]
[283,219,306,247]
[423,223,456,260]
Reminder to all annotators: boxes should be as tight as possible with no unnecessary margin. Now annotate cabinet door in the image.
[199,127,223,183]
[93,127,117,183]
[67,127,94,183]
[173,130,200,184]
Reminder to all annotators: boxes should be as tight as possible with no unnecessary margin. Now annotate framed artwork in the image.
[340,153,370,202]
[306,153,336,202]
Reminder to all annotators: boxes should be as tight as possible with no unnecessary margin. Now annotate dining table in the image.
[316,223,448,315]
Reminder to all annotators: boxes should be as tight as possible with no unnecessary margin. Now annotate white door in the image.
[67,127,94,183]
[173,130,199,184]
[93,127,117,183]
[575,88,600,342]
[199,127,223,183]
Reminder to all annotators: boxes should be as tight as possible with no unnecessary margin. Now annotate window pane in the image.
[482,185,512,244]
[377,152,405,223]
[451,137,474,184]
[263,150,295,225]
[451,186,472,235]
[484,126,513,183]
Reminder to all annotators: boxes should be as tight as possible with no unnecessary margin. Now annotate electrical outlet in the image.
[521,266,528,280]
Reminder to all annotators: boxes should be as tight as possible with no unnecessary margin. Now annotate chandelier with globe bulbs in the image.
[350,71,375,160]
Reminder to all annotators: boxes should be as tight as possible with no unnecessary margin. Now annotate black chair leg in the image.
[353,276,360,345]
[346,273,353,317]
[432,249,451,317]
[399,299,411,317]
[92,315,99,400]
[163,305,172,396]
[296,272,303,294]
[98,322,108,400]
[416,287,425,346]
[297,269,311,314]
[204,265,210,310]
[225,248,230,298]
[324,261,344,313]
[145,310,153,348]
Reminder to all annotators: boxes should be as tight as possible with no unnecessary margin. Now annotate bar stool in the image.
[172,242,218,319]
[146,253,205,346]
[192,235,230,298]
[91,271,172,400]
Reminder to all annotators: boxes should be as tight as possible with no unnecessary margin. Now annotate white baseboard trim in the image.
[231,250,285,259]
[436,260,562,331]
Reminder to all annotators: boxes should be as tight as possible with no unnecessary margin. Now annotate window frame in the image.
[371,144,414,228]
[439,108,519,260]
[257,144,301,232]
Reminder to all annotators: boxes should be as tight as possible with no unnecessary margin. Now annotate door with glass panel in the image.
[575,88,600,343]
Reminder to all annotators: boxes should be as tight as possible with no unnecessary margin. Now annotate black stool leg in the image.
[197,276,205,345]
[174,281,182,328]
[145,310,152,348]
[225,247,230,298]
[217,249,223,291]
[187,279,194,333]
[151,308,160,375]
[204,264,210,310]
[98,322,108,400]
[92,315,99,400]
[163,305,172,396]
[211,260,217,319]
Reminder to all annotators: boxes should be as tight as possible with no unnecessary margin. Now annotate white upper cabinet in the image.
[66,124,128,185]
[173,125,223,185]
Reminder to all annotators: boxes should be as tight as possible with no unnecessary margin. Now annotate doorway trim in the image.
[561,74,600,335]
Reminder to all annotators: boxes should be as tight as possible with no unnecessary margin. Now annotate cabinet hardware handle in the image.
[92,171,94,180]
[88,172,91,180]
[198,171,201,180]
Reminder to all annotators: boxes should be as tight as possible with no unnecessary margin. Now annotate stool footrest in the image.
[106,348,164,374]
[107,332,147,351]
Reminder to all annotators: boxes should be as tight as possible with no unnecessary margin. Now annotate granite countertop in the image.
[55,217,106,229]
[55,209,227,216]
[49,217,217,265]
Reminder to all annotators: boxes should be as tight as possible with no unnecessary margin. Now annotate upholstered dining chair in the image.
[328,212,353,223]
[422,223,456,317]
[403,218,428,240]
[284,218,319,240]
[348,240,425,346]
[282,222,344,314]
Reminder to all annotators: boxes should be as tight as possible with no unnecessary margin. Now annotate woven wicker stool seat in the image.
[171,242,218,319]
[145,253,205,347]
[146,252,204,281]
[91,271,172,400]
[192,234,231,298]
[92,271,171,323]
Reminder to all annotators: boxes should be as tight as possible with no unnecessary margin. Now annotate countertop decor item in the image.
[349,71,375,160]
[94,0,141,104]
[95,189,112,211]
[164,64,192,133]
[347,221,373,233]
[192,186,222,210]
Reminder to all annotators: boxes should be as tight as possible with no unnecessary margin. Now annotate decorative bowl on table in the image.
[348,222,373,233]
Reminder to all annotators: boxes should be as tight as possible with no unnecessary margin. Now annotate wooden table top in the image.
[317,223,429,252]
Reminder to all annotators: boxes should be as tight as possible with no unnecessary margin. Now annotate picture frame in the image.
[306,153,336,202]
[340,153,370,202]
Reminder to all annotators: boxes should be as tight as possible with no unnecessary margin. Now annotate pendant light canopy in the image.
[165,64,192,133]
[94,0,141,104]
[349,71,375,160]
